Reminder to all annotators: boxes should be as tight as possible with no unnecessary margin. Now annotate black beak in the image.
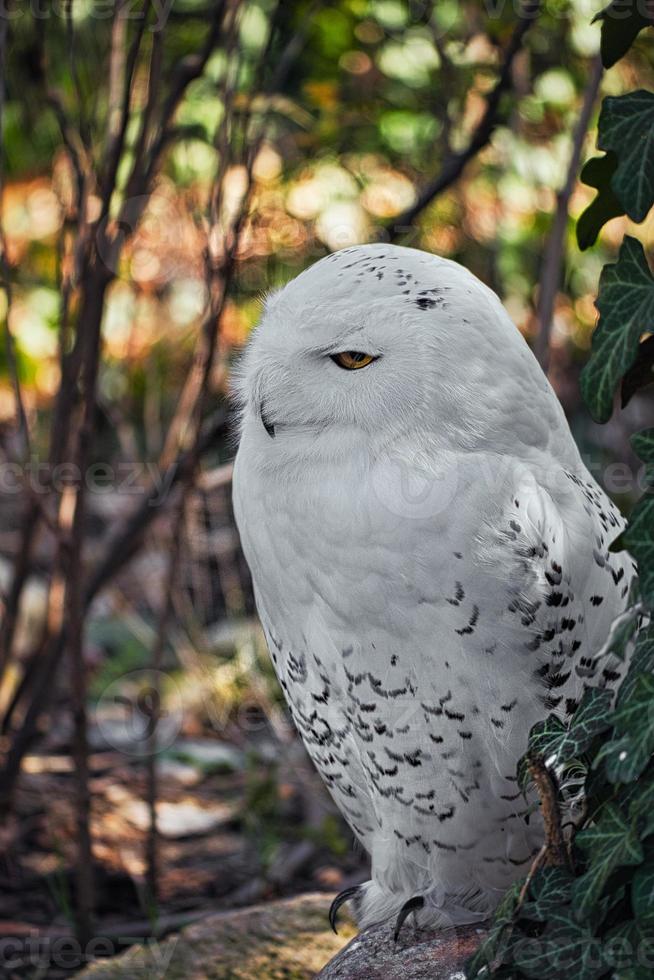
[260,404,276,439]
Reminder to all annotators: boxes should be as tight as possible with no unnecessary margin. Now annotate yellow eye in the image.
[331,351,377,370]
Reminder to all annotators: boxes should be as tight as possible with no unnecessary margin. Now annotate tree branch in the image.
[388,0,540,239]
[534,53,603,372]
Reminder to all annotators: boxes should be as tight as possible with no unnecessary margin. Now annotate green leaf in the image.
[528,714,567,756]
[511,910,605,979]
[596,671,654,782]
[633,431,654,464]
[622,496,654,607]
[593,1,653,69]
[573,803,644,916]
[518,715,566,790]
[617,627,654,706]
[520,866,574,921]
[614,672,654,733]
[632,428,654,464]
[625,765,654,826]
[580,236,654,423]
[598,91,654,222]
[632,858,654,923]
[605,920,654,975]
[622,339,654,408]
[577,153,625,250]
[555,688,614,762]
[464,881,521,977]
[596,733,652,783]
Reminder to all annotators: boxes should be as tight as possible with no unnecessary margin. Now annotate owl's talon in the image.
[329,885,359,934]
[393,895,424,943]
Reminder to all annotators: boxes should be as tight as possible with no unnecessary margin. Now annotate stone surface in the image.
[317,920,486,980]
[76,893,356,979]
[76,892,485,980]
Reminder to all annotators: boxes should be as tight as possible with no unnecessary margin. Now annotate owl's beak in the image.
[259,402,276,439]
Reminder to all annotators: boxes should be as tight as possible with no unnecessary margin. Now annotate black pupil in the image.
[347,352,366,362]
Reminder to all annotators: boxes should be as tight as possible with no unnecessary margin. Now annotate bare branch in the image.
[101,0,153,214]
[534,53,603,372]
[388,0,541,239]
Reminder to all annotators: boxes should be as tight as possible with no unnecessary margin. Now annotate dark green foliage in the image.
[621,336,654,408]
[577,154,624,251]
[580,237,654,423]
[598,92,654,223]
[577,90,654,247]
[593,0,653,70]
[466,18,654,977]
[572,805,644,917]
[621,436,654,605]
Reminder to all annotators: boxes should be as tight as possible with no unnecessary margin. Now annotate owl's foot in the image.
[393,895,425,942]
[329,885,360,934]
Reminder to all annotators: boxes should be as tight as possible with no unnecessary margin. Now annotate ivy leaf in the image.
[518,715,566,790]
[621,496,654,607]
[520,866,574,922]
[623,625,654,686]
[632,428,654,463]
[577,153,625,250]
[572,804,644,916]
[596,672,654,782]
[625,765,654,830]
[598,92,654,222]
[613,672,654,733]
[580,237,654,423]
[622,338,654,407]
[628,429,654,491]
[593,1,654,69]
[464,881,521,977]
[511,910,605,979]
[528,715,566,757]
[555,688,614,763]
[605,920,654,976]
[596,733,652,784]
[632,859,654,923]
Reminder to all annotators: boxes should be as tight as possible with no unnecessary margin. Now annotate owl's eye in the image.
[330,351,377,370]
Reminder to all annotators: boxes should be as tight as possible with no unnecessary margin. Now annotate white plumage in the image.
[232,244,634,930]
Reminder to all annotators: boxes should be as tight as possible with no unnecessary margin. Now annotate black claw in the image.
[393,895,425,943]
[329,885,359,934]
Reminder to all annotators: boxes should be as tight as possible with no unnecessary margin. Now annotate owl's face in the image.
[233,244,549,465]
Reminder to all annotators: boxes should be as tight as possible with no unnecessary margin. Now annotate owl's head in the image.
[233,244,559,464]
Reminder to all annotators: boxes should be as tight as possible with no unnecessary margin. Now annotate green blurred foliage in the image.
[2,0,654,468]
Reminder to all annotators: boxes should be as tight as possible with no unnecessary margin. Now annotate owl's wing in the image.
[471,460,634,718]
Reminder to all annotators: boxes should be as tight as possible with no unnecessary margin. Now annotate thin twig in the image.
[145,490,186,905]
[101,0,152,215]
[388,0,540,238]
[534,53,603,371]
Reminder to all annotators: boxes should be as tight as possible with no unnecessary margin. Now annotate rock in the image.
[104,784,237,837]
[76,893,356,979]
[317,919,486,980]
[171,738,245,774]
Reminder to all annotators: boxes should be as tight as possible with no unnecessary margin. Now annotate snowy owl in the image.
[232,244,634,935]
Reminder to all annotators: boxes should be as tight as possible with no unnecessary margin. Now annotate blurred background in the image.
[0,0,653,974]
